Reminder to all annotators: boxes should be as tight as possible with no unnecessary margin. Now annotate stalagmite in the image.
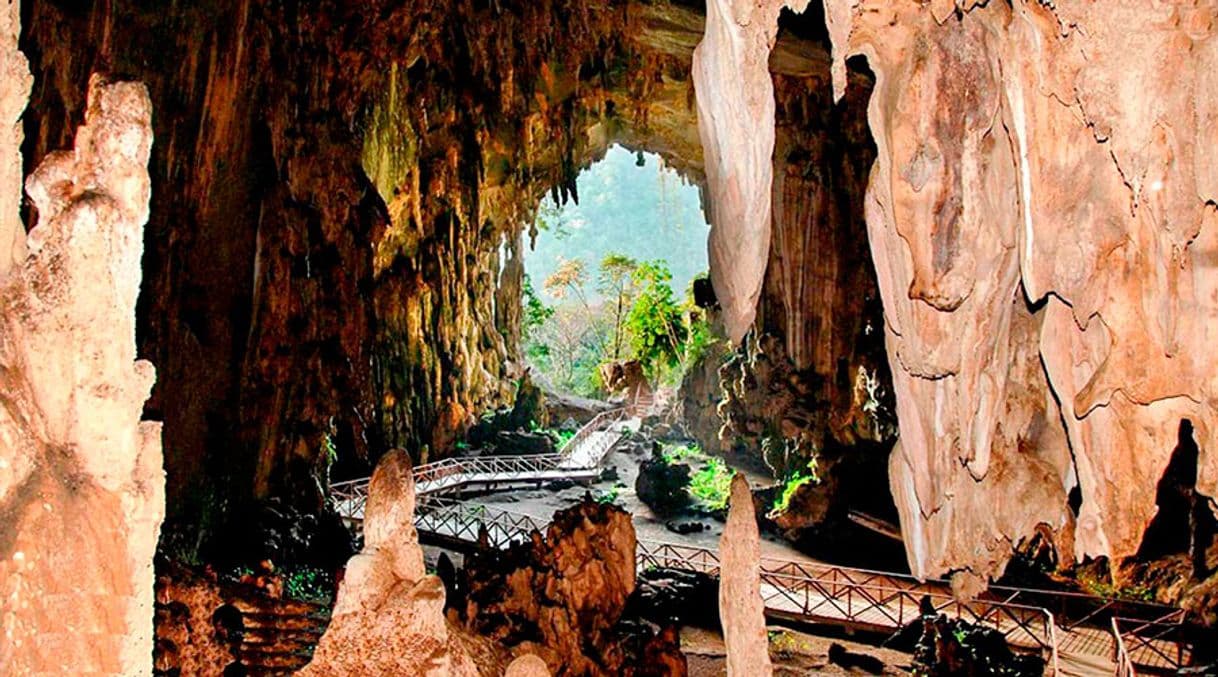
[505,654,552,677]
[300,450,482,676]
[0,0,30,275]
[692,0,809,342]
[0,74,163,674]
[719,475,772,677]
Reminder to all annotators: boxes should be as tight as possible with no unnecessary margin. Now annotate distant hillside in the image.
[524,145,710,304]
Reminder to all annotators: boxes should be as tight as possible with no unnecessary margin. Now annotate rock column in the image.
[719,475,772,677]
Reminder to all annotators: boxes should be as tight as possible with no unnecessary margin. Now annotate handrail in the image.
[1113,617,1136,677]
[333,492,1215,676]
[333,408,628,502]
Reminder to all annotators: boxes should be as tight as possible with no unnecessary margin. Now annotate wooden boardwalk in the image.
[331,409,1199,676]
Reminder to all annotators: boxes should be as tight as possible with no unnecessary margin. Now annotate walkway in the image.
[329,408,1199,676]
[331,409,634,518]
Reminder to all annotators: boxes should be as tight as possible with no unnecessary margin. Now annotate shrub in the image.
[688,457,734,511]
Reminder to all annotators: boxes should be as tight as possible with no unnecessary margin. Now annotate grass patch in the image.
[661,442,703,463]
[1076,570,1154,602]
[688,457,734,510]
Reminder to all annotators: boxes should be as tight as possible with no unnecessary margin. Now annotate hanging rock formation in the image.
[695,0,808,342]
[697,0,1218,582]
[301,450,496,676]
[719,475,772,677]
[0,74,163,674]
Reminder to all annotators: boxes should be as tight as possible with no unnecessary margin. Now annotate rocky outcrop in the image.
[458,500,683,676]
[0,75,163,674]
[695,0,805,342]
[718,475,772,677]
[301,450,498,676]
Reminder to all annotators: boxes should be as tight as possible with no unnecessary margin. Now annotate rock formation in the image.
[718,475,772,677]
[1,0,30,275]
[695,0,1218,583]
[505,654,553,677]
[0,74,163,674]
[458,500,645,676]
[300,450,496,676]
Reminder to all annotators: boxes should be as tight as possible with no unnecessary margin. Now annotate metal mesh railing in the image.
[1111,611,1193,673]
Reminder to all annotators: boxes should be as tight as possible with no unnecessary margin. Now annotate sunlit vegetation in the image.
[688,457,734,511]
[770,460,820,516]
[522,147,714,397]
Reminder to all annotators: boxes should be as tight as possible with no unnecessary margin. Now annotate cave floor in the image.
[467,443,811,560]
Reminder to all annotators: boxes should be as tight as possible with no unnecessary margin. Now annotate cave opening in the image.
[520,144,711,401]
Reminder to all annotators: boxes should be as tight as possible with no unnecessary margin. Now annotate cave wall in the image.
[697,0,1218,581]
[17,0,720,557]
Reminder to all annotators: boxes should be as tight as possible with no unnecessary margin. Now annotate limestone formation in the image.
[300,450,492,676]
[459,500,642,675]
[1,0,31,275]
[719,475,772,677]
[694,0,810,342]
[0,74,163,674]
[505,654,552,677]
[694,0,1218,581]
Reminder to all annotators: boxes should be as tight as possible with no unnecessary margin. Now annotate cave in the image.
[3,0,1218,674]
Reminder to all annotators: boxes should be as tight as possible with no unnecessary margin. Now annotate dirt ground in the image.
[682,626,913,676]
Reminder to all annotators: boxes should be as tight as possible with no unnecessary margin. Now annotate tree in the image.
[596,253,639,360]
[544,257,589,308]
[626,261,686,379]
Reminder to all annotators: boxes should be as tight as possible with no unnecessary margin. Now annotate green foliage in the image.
[598,252,639,360]
[594,486,621,504]
[522,276,554,346]
[1076,570,1154,602]
[770,460,820,515]
[626,261,686,379]
[283,566,334,603]
[661,442,703,464]
[688,457,735,510]
[321,433,338,469]
[525,146,710,307]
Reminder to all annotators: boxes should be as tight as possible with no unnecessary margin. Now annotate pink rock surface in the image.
[693,0,810,342]
[699,0,1218,580]
[300,450,491,676]
[719,475,772,677]
[0,73,163,674]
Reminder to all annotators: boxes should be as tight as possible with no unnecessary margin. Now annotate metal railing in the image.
[414,495,549,549]
[332,407,629,514]
[1110,612,1193,673]
[558,407,626,456]
[1113,617,1136,677]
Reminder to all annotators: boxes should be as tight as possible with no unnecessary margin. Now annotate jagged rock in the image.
[718,475,772,677]
[627,568,720,630]
[300,451,499,676]
[636,449,694,517]
[913,609,1044,677]
[665,518,708,535]
[459,500,674,676]
[0,74,163,675]
[0,0,30,275]
[505,654,552,677]
[601,360,653,403]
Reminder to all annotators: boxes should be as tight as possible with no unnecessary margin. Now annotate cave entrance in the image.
[520,144,712,402]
